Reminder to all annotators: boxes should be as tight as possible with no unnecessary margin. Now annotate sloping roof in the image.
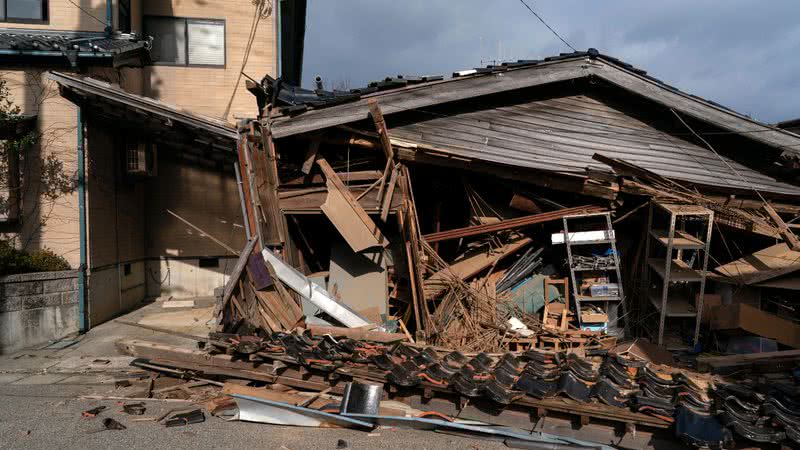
[0,28,150,67]
[268,50,800,160]
[49,72,237,145]
[388,93,800,197]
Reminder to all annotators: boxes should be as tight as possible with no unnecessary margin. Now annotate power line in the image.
[671,108,770,205]
[516,0,576,52]
[66,0,107,28]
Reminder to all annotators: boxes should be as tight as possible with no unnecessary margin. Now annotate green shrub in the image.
[0,240,70,275]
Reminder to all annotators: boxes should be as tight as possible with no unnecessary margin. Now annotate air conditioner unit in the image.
[125,141,157,176]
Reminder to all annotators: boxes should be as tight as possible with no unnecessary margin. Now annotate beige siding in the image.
[144,157,246,257]
[1,69,80,267]
[2,0,109,32]
[142,0,275,121]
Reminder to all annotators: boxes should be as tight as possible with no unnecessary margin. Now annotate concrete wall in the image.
[0,270,79,354]
[142,0,275,121]
[145,257,237,299]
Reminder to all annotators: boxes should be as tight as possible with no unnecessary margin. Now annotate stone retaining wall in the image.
[0,270,79,354]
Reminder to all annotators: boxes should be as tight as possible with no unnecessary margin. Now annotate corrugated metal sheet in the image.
[390,94,799,196]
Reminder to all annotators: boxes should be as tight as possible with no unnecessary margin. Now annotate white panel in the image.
[187,20,225,66]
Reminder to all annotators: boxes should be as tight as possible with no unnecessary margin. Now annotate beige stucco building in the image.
[1,0,303,328]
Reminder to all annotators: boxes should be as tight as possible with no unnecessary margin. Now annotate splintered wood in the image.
[217,240,303,334]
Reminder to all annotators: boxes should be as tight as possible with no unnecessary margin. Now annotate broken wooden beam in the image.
[697,349,800,374]
[764,202,800,251]
[422,205,605,243]
[317,158,389,252]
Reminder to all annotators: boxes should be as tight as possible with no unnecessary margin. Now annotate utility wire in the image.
[66,0,107,28]
[516,0,576,52]
[671,109,770,205]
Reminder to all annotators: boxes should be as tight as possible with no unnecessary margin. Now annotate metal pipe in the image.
[77,107,88,333]
[275,0,282,78]
[234,162,252,240]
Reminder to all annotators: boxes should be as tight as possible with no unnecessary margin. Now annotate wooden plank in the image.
[710,303,800,349]
[317,158,389,252]
[714,243,800,284]
[283,170,382,186]
[424,205,604,243]
[278,186,401,213]
[254,290,292,331]
[764,203,800,251]
[697,349,800,373]
[252,124,284,246]
[367,99,396,165]
[379,165,399,222]
[220,238,258,314]
[263,259,303,323]
[236,136,259,250]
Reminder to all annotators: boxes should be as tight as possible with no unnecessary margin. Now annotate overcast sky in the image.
[302,0,800,123]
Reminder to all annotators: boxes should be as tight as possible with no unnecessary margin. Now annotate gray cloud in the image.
[302,0,800,123]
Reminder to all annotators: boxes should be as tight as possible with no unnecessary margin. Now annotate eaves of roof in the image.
[49,71,237,142]
[267,50,800,158]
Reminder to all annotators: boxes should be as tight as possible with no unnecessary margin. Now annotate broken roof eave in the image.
[269,57,590,138]
[49,71,238,144]
[269,55,800,159]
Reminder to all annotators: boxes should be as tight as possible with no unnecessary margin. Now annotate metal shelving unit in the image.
[562,212,627,337]
[643,202,713,346]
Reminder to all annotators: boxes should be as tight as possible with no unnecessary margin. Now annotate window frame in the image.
[1,0,49,24]
[144,15,226,68]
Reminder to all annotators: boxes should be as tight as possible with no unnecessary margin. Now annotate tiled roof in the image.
[262,48,738,115]
[0,28,150,66]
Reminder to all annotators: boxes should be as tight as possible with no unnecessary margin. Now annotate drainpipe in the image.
[77,108,88,333]
[105,0,113,36]
[276,0,282,77]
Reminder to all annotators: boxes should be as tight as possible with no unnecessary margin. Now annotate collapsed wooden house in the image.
[219,49,800,353]
[93,50,800,448]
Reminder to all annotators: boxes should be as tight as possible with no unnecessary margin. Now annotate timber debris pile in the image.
[112,51,800,448]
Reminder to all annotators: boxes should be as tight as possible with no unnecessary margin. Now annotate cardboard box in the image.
[711,303,800,349]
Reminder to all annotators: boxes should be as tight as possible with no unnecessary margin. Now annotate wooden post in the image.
[253,122,285,246]
[236,132,259,250]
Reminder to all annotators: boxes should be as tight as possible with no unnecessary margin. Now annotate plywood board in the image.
[327,242,388,324]
[318,159,389,252]
[714,243,800,284]
[711,303,800,349]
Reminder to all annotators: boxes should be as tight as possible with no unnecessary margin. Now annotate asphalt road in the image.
[0,384,506,450]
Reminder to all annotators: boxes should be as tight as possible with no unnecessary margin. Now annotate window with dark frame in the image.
[119,0,131,33]
[144,16,225,67]
[1,0,49,23]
